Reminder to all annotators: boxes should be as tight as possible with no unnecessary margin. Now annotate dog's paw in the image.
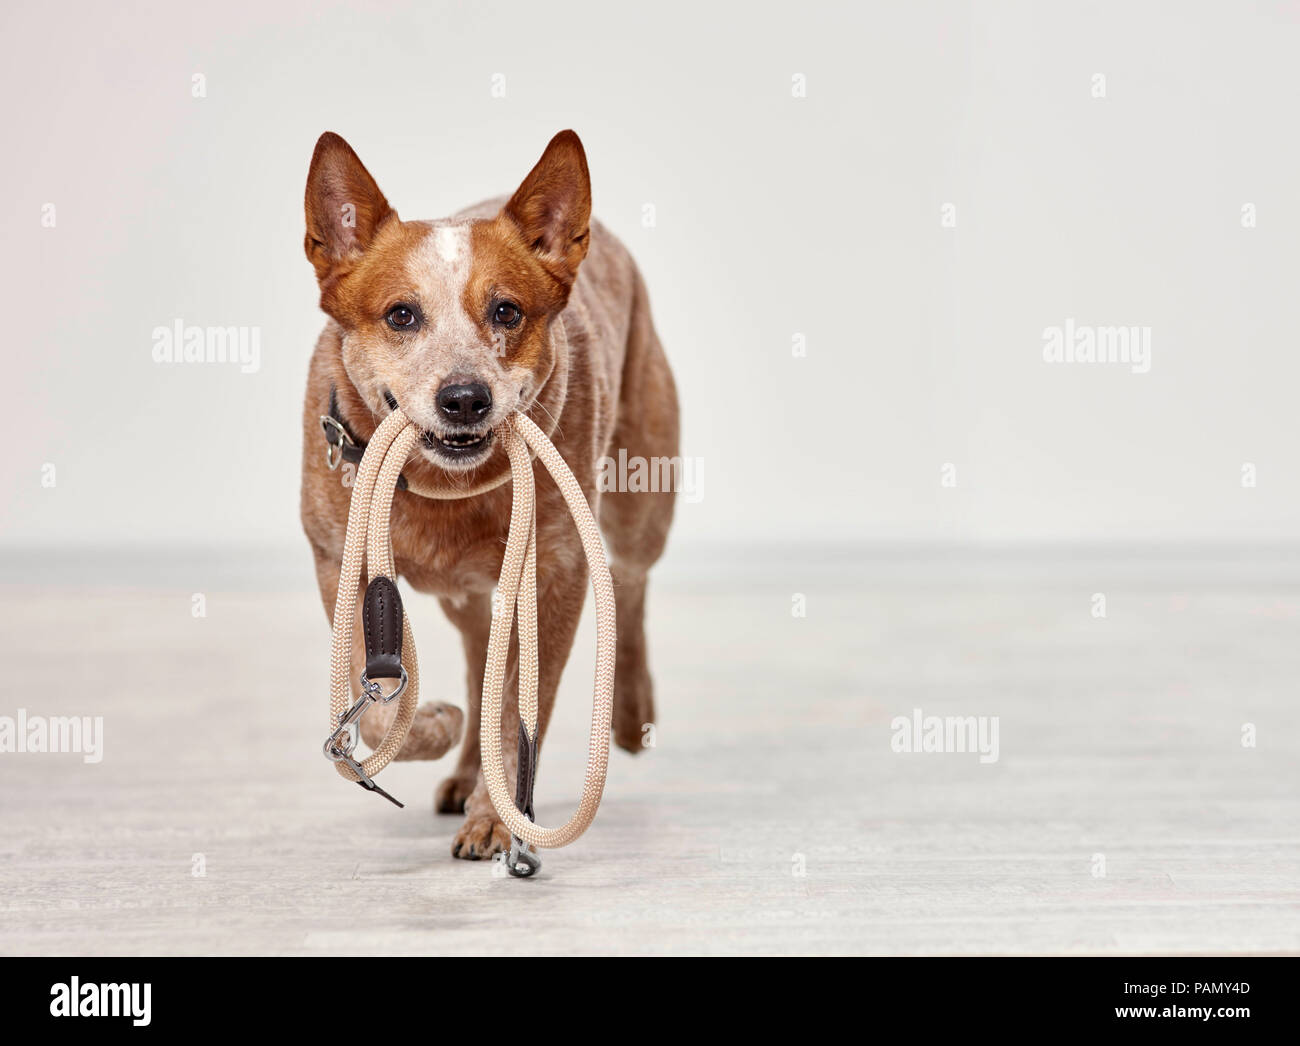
[451,812,510,860]
[434,772,477,814]
[612,668,655,754]
[394,701,463,761]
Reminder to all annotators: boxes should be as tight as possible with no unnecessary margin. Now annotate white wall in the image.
[2,0,1297,550]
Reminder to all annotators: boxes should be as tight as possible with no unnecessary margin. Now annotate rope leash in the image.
[321,407,616,877]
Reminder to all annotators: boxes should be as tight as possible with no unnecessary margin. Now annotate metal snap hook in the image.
[321,664,407,763]
[321,688,406,808]
[506,836,542,878]
[359,665,408,704]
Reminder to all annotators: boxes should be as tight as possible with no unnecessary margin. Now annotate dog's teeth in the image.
[436,432,485,449]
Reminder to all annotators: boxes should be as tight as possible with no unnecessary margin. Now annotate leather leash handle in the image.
[362,576,403,681]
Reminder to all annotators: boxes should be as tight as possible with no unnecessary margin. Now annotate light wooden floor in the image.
[1,547,1297,955]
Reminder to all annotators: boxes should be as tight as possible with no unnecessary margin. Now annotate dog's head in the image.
[303,130,590,471]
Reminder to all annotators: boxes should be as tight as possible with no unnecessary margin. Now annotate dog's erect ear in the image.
[304,132,396,286]
[502,130,592,292]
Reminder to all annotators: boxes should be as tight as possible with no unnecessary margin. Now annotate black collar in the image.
[319,385,411,490]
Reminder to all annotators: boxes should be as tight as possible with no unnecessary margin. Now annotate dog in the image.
[300,130,678,859]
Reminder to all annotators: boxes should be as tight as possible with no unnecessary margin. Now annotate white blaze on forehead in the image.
[408,221,479,345]
[435,224,464,264]
[411,221,471,292]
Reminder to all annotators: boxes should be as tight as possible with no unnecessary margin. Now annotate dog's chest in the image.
[388,500,507,597]
[388,482,579,599]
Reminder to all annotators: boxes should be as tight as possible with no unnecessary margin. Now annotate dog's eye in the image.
[386,305,419,330]
[492,301,522,328]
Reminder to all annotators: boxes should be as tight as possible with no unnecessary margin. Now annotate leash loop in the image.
[479,413,616,851]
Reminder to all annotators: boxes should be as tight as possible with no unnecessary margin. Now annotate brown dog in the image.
[299,130,678,859]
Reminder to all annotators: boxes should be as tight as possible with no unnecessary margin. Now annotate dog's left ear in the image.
[503,130,592,293]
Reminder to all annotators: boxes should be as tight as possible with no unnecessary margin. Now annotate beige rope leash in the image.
[322,409,422,804]
[321,407,616,876]
[483,413,618,864]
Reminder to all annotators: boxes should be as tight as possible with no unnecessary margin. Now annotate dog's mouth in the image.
[420,427,495,462]
[380,389,495,466]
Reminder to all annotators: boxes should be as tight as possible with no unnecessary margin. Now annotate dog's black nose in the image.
[436,382,492,421]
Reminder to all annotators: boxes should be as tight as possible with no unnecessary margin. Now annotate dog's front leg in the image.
[435,591,492,813]
[451,549,588,861]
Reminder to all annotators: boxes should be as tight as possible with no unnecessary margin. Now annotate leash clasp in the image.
[322,667,408,761]
[360,665,407,705]
[322,667,409,808]
[506,837,541,878]
[320,414,354,470]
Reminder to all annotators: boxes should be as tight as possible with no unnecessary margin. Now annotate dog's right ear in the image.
[303,132,396,287]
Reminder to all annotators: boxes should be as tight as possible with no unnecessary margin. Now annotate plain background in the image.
[2,1,1299,960]
[2,0,1299,556]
